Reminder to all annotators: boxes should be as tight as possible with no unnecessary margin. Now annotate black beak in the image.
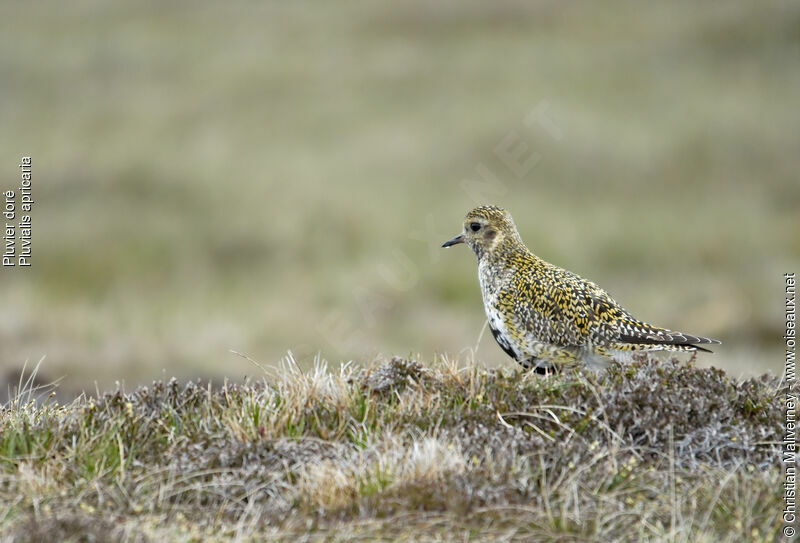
[442,233,465,248]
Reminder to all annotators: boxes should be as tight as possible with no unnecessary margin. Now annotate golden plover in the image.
[442,205,720,372]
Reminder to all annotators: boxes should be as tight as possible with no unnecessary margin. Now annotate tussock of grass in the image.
[0,355,785,541]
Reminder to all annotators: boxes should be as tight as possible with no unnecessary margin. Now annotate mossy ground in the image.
[0,355,787,542]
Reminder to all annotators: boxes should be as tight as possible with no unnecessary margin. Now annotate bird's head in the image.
[442,205,523,259]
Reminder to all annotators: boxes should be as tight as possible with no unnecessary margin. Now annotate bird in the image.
[442,205,720,372]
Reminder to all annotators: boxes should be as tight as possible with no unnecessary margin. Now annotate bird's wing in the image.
[511,260,721,352]
[579,278,722,352]
[513,266,623,348]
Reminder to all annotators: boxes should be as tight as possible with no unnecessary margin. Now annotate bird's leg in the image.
[524,357,558,375]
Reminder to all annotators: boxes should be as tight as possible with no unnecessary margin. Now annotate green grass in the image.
[0,1,798,392]
[0,355,785,541]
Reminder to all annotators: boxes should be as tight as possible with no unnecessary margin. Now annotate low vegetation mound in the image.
[0,355,786,542]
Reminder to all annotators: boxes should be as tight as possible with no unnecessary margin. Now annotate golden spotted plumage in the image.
[442,205,720,371]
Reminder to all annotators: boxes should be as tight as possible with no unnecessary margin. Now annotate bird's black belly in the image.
[489,322,554,375]
[489,322,518,361]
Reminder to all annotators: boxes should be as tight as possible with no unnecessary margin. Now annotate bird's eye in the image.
[469,222,481,232]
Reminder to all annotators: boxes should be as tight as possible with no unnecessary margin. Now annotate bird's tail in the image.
[612,318,721,353]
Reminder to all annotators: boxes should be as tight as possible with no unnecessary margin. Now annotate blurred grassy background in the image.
[0,0,797,393]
